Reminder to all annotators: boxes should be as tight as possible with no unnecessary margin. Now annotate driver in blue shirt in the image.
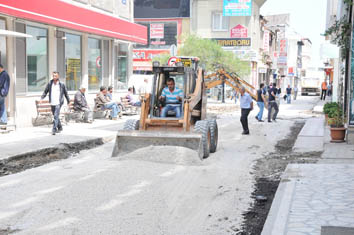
[159,78,183,118]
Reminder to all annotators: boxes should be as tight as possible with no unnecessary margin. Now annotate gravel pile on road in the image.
[119,146,204,165]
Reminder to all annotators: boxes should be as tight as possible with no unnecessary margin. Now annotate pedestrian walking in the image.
[239,86,253,135]
[41,71,70,135]
[268,82,279,123]
[0,64,10,126]
[321,80,327,100]
[286,85,292,104]
[231,89,238,104]
[327,82,332,96]
[255,83,266,122]
[293,86,298,100]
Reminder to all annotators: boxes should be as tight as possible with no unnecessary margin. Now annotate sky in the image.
[260,0,328,67]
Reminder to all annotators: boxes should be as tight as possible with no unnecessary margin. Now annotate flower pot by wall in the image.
[330,127,346,143]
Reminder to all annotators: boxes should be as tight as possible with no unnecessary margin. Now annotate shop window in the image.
[134,21,177,50]
[116,44,128,87]
[88,38,102,90]
[212,12,228,31]
[26,26,48,92]
[65,33,81,91]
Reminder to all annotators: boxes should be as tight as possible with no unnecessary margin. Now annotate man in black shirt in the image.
[286,85,292,104]
[268,82,279,122]
[256,83,266,122]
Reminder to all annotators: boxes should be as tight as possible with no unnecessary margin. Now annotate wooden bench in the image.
[63,99,86,122]
[93,98,112,119]
[120,97,139,115]
[33,100,53,126]
[33,100,68,126]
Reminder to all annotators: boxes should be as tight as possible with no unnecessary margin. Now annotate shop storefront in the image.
[0,0,147,127]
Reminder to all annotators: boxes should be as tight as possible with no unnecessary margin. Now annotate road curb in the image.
[0,135,115,164]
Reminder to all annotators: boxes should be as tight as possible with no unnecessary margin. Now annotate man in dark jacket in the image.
[41,71,70,135]
[0,64,10,125]
[74,86,93,123]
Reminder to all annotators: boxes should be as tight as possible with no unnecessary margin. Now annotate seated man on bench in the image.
[95,86,120,120]
[159,78,183,118]
[126,87,141,106]
[74,86,93,123]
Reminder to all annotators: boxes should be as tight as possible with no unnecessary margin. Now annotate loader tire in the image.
[123,119,139,130]
[194,120,211,158]
[208,119,218,153]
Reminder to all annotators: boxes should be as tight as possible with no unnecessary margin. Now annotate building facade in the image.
[133,0,191,71]
[0,0,147,127]
[191,0,267,88]
[324,0,354,143]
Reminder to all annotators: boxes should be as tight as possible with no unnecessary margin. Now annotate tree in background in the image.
[153,34,250,77]
[152,53,171,65]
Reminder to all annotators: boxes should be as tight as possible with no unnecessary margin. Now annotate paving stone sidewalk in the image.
[262,99,354,235]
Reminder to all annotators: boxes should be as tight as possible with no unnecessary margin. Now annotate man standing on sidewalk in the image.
[286,85,292,104]
[0,64,10,126]
[41,71,70,135]
[256,83,266,122]
[293,86,298,100]
[239,86,253,135]
[268,82,279,123]
[321,79,327,100]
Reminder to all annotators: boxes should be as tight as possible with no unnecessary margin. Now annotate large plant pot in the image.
[330,127,346,143]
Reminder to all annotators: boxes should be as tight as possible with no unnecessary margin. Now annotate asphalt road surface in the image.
[0,96,319,235]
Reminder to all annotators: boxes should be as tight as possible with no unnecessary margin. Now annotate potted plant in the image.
[323,102,339,125]
[328,105,346,142]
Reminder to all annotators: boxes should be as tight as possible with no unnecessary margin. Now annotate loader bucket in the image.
[111,130,204,160]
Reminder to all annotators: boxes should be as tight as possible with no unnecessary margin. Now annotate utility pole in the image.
[222,80,225,103]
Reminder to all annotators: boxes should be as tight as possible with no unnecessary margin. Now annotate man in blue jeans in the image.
[255,83,266,122]
[96,86,120,120]
[41,71,70,135]
[286,85,292,104]
[159,78,183,118]
[0,64,10,125]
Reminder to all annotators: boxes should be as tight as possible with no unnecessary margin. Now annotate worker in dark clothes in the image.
[239,86,253,135]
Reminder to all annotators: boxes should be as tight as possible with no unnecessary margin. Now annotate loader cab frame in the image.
[150,65,196,119]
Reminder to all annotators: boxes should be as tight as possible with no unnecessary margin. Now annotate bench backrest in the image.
[35,100,52,115]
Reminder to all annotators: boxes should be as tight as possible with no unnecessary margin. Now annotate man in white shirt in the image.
[239,86,253,135]
[41,71,70,135]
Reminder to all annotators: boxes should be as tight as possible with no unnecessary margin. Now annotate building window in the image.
[134,21,177,49]
[212,12,228,31]
[88,38,102,90]
[65,33,81,91]
[116,43,128,88]
[26,25,48,92]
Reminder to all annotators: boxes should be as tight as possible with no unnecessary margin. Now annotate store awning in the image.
[0,29,32,37]
[0,0,147,44]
